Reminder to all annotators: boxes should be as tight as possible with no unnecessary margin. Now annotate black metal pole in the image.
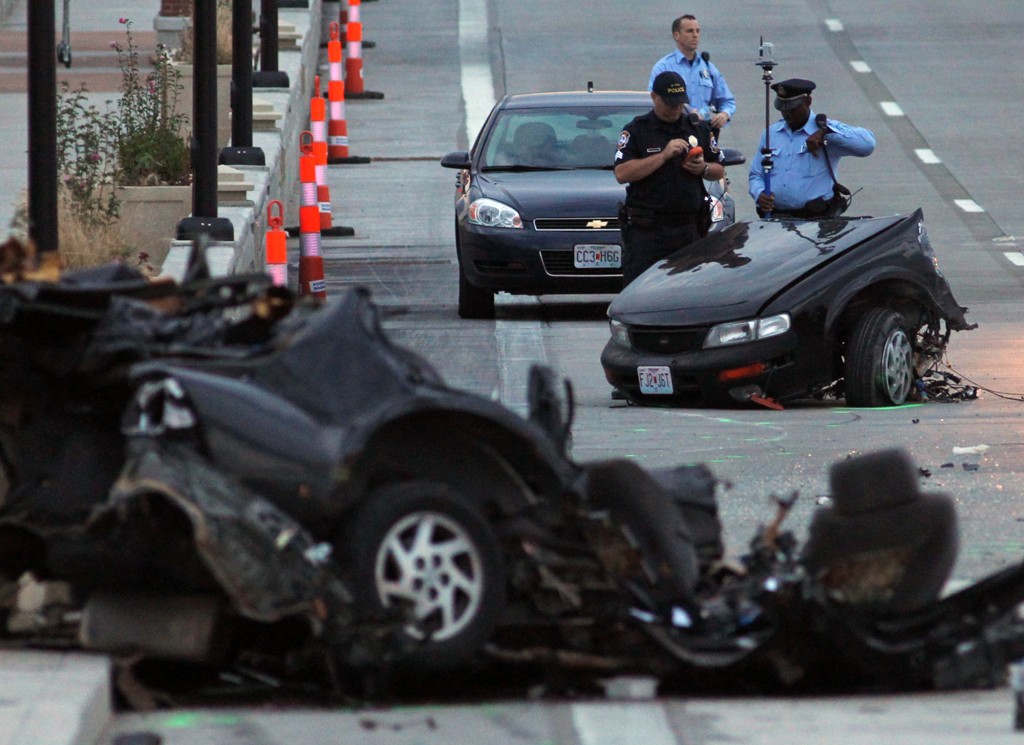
[219,0,265,165]
[253,0,289,88]
[177,0,234,241]
[27,0,59,261]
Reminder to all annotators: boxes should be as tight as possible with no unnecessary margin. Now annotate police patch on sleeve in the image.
[617,131,630,149]
[710,135,720,155]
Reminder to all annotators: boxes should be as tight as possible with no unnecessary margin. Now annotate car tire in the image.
[458,267,495,319]
[844,308,915,407]
[339,481,505,669]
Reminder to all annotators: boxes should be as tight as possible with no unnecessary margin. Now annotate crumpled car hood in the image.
[610,216,905,320]
[607,210,971,331]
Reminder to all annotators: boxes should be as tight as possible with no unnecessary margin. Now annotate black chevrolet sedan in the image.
[600,210,976,407]
[441,90,743,319]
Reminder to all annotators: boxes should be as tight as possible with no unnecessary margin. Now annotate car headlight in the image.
[709,194,725,223]
[608,319,630,348]
[703,313,791,348]
[468,198,522,228]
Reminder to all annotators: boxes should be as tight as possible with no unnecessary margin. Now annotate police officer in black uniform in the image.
[615,71,724,286]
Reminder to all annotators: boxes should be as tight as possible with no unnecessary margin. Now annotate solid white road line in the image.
[458,0,494,143]
[458,0,548,412]
[573,703,678,745]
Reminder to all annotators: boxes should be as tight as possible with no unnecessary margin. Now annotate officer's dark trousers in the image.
[621,222,699,287]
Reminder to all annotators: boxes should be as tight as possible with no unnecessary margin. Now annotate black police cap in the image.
[771,78,816,111]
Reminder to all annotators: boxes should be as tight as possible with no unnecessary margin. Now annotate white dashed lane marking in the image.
[955,199,985,213]
[880,101,905,116]
[1005,252,1024,267]
[849,60,871,73]
[825,19,844,31]
[915,148,941,164]
[573,703,678,745]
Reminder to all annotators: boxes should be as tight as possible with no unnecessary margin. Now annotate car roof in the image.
[499,90,651,109]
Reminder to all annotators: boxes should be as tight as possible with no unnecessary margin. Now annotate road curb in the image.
[0,650,111,745]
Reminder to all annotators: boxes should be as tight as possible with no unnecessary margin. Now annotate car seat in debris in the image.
[800,448,958,615]
[512,122,559,166]
[583,459,701,610]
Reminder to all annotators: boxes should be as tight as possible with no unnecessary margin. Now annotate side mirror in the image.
[720,148,746,167]
[440,151,472,169]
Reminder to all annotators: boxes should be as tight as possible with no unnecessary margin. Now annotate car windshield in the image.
[479,106,646,170]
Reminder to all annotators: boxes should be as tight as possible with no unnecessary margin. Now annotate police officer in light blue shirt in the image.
[648,14,736,134]
[749,78,876,218]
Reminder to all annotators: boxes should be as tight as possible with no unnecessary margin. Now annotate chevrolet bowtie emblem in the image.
[586,219,609,228]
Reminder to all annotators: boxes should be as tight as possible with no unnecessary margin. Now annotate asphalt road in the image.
[103,0,1024,742]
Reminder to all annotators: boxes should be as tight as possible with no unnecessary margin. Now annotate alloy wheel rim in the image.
[881,329,914,404]
[374,511,484,641]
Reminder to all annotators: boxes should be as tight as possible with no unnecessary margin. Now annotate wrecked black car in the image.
[0,243,1021,702]
[601,210,976,407]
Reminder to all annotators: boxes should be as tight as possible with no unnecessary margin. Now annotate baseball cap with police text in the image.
[653,71,689,105]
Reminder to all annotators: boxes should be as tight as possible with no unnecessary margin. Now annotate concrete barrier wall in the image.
[163,0,322,279]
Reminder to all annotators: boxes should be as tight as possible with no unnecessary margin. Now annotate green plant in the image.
[55,83,121,227]
[112,18,191,187]
[51,16,192,269]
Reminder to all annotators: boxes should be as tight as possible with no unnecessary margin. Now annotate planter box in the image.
[116,185,192,266]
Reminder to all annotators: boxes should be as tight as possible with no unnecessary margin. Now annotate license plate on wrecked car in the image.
[574,245,621,269]
[638,365,673,395]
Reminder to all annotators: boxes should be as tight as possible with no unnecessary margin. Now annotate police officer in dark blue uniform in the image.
[615,71,724,286]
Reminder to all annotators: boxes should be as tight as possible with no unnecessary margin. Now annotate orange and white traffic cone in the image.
[265,200,288,288]
[341,0,374,49]
[310,76,354,236]
[326,23,370,165]
[344,3,383,100]
[297,132,327,300]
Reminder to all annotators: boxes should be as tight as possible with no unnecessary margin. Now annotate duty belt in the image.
[655,212,697,226]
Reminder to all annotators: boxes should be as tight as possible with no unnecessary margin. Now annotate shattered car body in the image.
[601,210,976,407]
[0,247,1021,701]
[0,255,579,673]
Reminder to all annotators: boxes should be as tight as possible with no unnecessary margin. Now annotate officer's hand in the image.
[664,139,687,159]
[682,151,705,175]
[805,130,826,154]
[709,111,730,130]
[756,191,775,212]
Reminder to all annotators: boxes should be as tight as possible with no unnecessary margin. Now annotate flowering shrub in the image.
[55,17,191,228]
[111,18,191,187]
[55,82,121,227]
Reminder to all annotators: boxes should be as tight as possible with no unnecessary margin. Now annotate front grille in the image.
[534,217,620,231]
[540,251,622,276]
[630,327,708,355]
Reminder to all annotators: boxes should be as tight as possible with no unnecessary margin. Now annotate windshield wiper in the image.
[481,164,575,172]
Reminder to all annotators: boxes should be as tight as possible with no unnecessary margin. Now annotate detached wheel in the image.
[341,482,505,669]
[458,265,495,319]
[844,308,915,406]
